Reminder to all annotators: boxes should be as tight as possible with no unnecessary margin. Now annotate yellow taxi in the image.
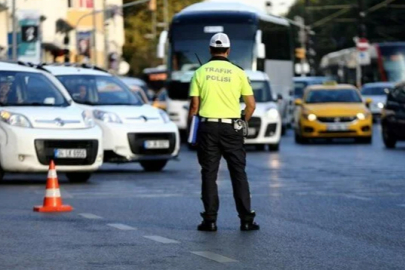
[294,83,373,144]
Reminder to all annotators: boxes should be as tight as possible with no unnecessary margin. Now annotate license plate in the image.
[248,128,257,135]
[144,140,170,149]
[54,149,87,159]
[326,124,349,131]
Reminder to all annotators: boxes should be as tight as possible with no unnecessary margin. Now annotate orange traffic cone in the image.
[33,160,73,212]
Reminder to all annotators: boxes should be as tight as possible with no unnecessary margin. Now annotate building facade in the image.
[1,0,124,69]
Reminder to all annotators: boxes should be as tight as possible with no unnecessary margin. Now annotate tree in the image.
[122,0,200,76]
[287,0,405,72]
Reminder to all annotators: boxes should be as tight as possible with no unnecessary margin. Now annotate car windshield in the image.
[243,81,273,103]
[294,82,308,98]
[0,71,68,106]
[306,89,362,104]
[57,75,142,106]
[361,86,390,96]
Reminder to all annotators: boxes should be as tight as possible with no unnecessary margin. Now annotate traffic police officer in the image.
[188,33,259,231]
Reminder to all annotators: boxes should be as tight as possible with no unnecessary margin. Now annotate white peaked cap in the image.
[209,33,231,48]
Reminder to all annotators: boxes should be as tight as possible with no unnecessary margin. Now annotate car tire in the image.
[187,143,198,151]
[281,125,286,136]
[383,128,396,149]
[140,160,168,172]
[268,143,279,151]
[356,137,372,144]
[66,172,92,183]
[255,144,265,151]
[0,167,4,182]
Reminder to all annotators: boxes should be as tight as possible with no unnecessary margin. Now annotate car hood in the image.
[241,102,278,116]
[89,104,164,124]
[3,106,88,129]
[303,103,368,116]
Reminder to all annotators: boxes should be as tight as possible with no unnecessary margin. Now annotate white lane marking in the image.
[79,213,103,219]
[191,251,238,263]
[343,195,371,201]
[107,223,137,230]
[61,190,73,198]
[398,204,405,208]
[143,235,180,244]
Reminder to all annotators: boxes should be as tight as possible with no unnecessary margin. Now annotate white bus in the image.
[157,2,294,135]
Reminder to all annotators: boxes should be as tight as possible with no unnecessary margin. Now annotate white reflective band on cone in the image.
[45,188,61,198]
[48,169,57,179]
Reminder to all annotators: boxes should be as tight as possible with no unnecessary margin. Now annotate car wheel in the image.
[356,137,372,144]
[66,172,92,183]
[268,143,279,151]
[255,144,265,151]
[187,143,198,151]
[383,128,396,149]
[140,160,168,172]
[0,166,4,182]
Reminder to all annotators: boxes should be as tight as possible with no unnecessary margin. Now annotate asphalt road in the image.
[1,124,405,270]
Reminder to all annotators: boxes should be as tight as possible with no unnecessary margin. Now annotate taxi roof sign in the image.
[323,80,337,86]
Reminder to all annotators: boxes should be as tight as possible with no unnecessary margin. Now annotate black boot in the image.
[240,221,260,231]
[197,220,217,232]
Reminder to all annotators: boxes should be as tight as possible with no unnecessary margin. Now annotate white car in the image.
[0,62,103,182]
[361,82,394,120]
[244,71,282,151]
[42,65,180,172]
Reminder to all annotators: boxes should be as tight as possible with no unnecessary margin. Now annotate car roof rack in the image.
[36,62,109,73]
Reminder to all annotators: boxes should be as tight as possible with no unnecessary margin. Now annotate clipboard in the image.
[188,115,200,144]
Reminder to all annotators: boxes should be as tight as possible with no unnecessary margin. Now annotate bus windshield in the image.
[379,44,405,82]
[170,23,256,71]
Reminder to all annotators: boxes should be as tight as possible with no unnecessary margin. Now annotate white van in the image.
[0,62,103,182]
[43,65,180,172]
[244,71,282,151]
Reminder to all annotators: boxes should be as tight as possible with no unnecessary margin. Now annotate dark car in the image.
[381,82,405,148]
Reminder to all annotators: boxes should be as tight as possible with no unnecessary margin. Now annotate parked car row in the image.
[0,61,180,182]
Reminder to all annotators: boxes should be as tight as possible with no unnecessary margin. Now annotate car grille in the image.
[319,130,356,134]
[248,117,261,139]
[127,133,176,155]
[34,140,98,165]
[317,116,356,123]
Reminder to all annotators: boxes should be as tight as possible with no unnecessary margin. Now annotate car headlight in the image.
[82,111,95,128]
[93,110,122,123]
[357,112,370,120]
[159,109,171,123]
[0,111,32,128]
[303,113,317,121]
[377,102,384,109]
[266,108,279,120]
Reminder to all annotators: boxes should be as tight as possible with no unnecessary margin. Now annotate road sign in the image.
[356,38,369,51]
[355,38,370,65]
[358,50,371,65]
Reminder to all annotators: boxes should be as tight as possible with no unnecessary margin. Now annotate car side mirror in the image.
[365,98,372,108]
[295,98,303,106]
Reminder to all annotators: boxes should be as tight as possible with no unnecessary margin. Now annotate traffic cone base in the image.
[33,160,73,213]
[33,204,73,212]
